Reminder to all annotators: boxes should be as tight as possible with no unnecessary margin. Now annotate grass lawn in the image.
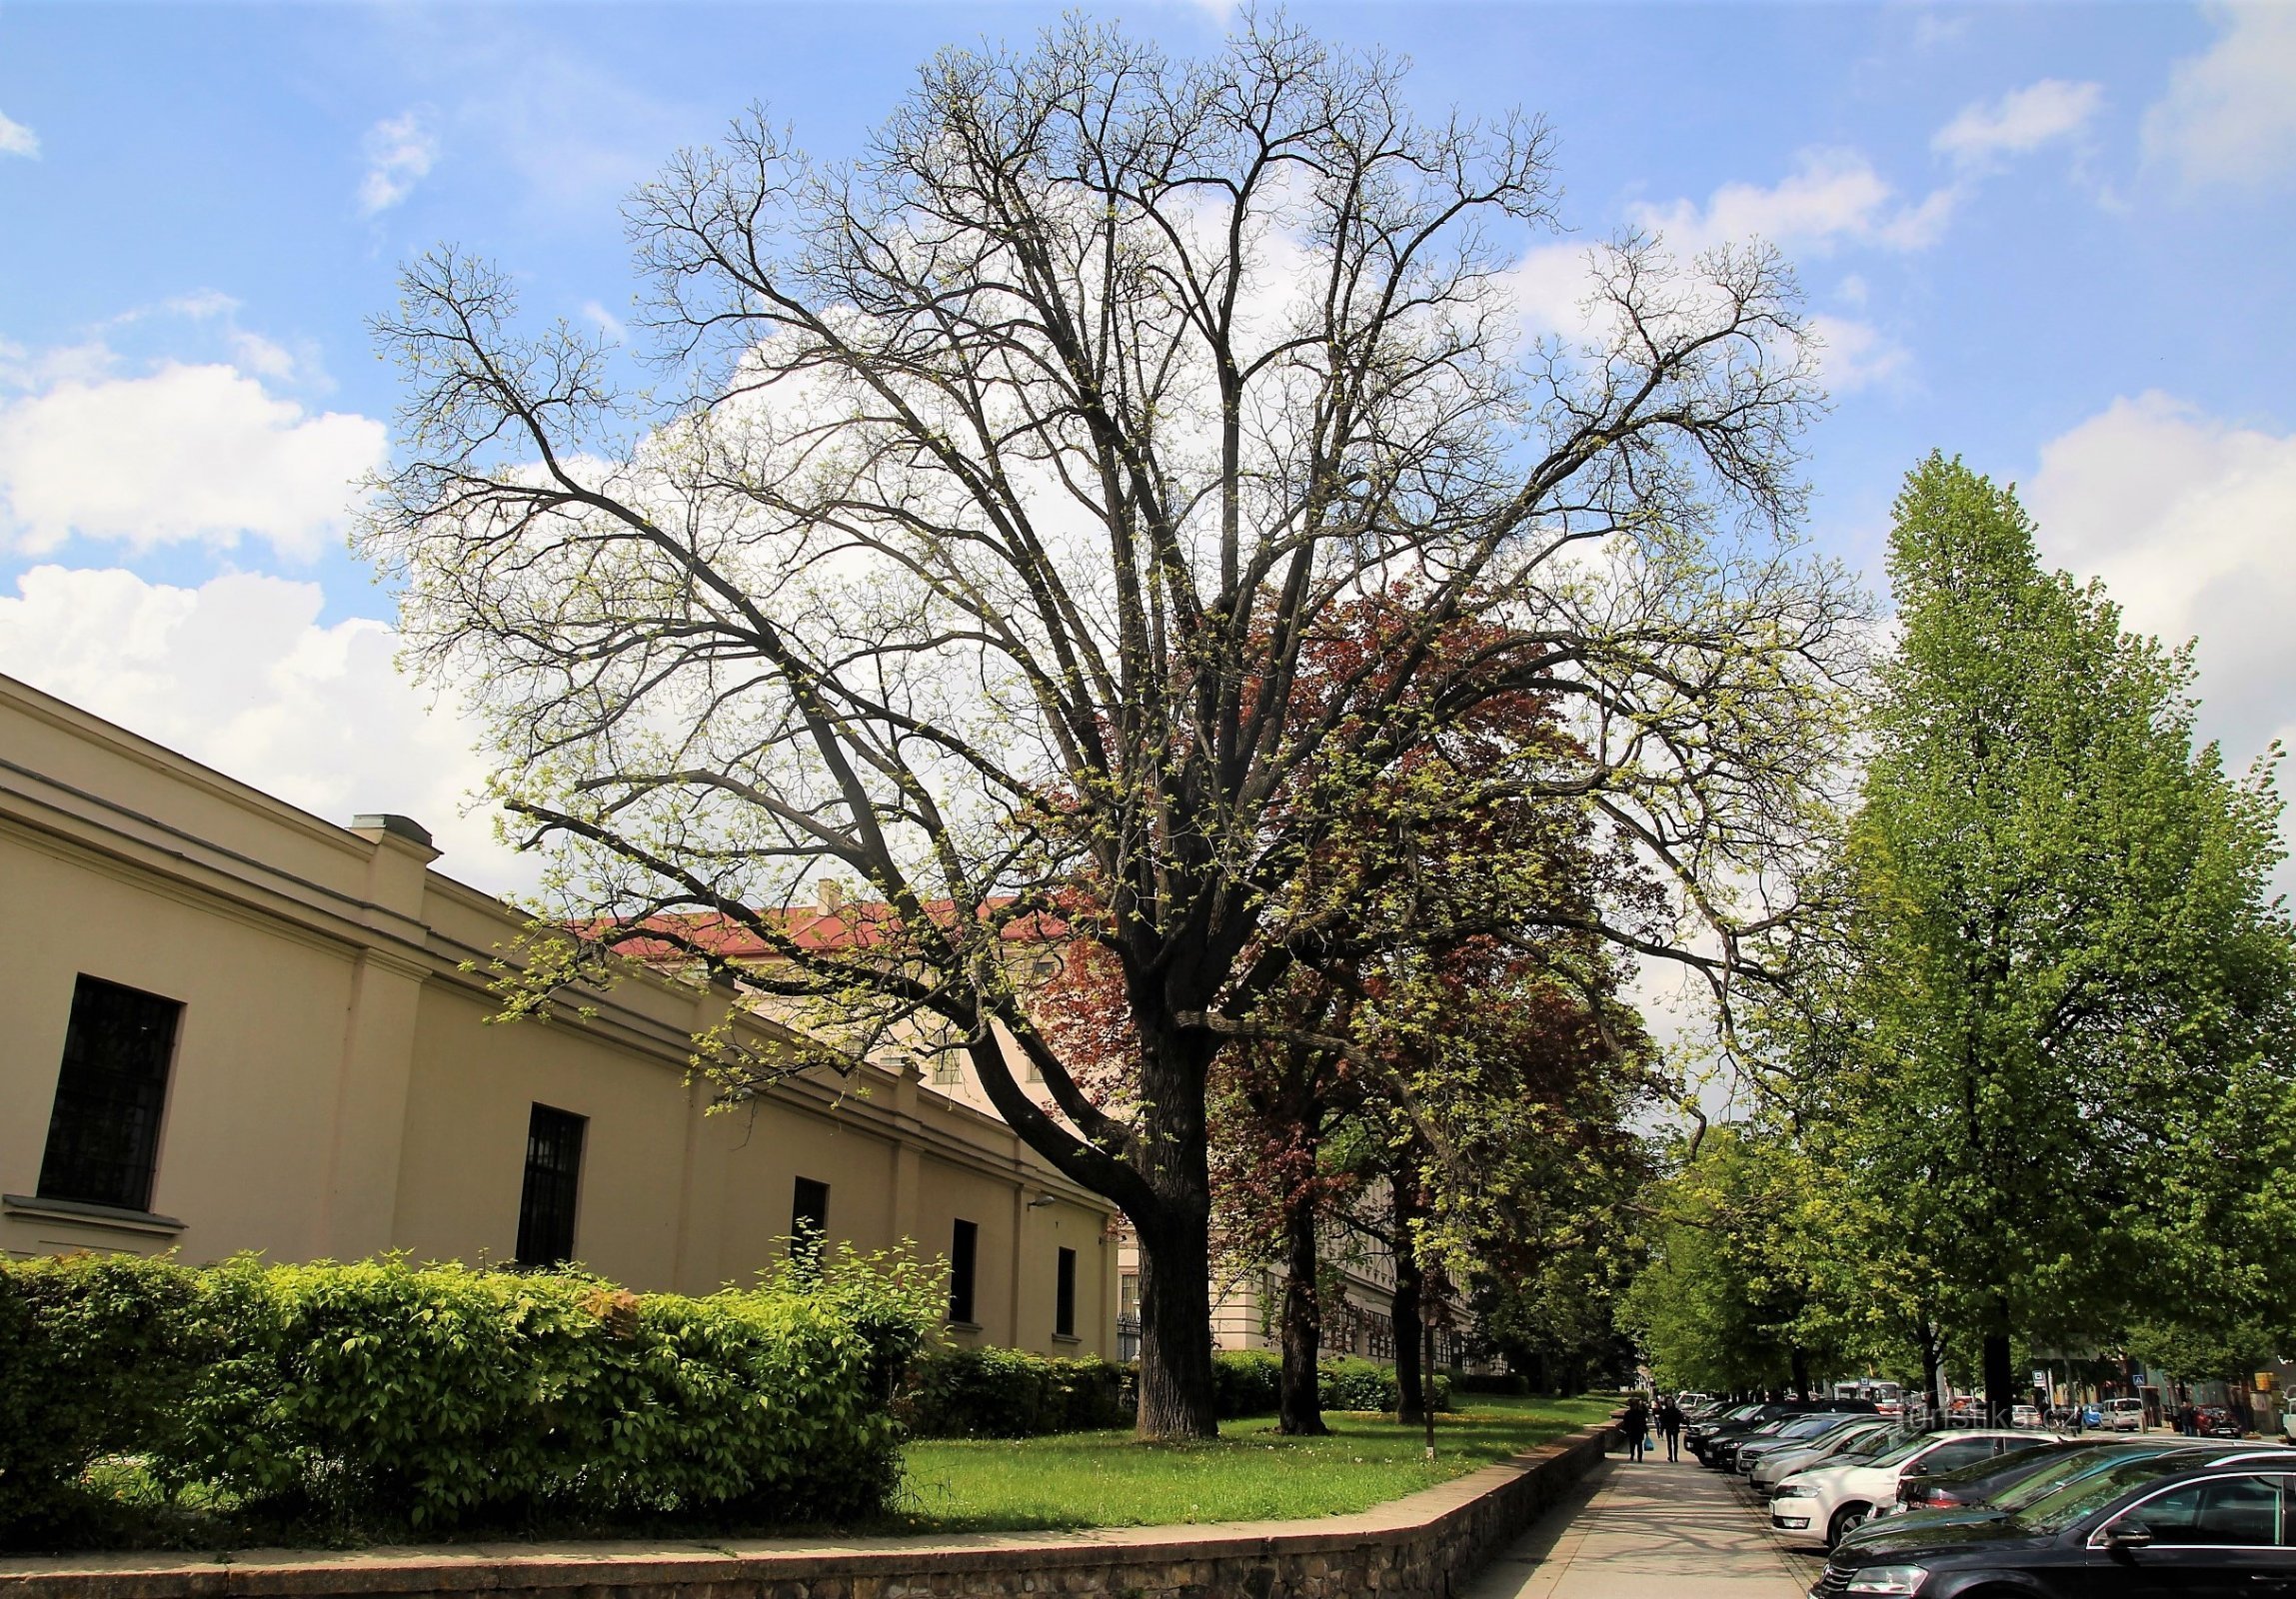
[886,1393,1615,1532]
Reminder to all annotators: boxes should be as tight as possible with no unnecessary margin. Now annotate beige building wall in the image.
[0,673,1117,1358]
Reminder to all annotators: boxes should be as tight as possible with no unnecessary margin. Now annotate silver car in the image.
[1748,1417,1902,1495]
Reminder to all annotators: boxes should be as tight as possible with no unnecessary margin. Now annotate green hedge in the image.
[1208,1349,1451,1419]
[1453,1372,1529,1395]
[900,1346,1131,1437]
[0,1250,933,1545]
[0,1252,201,1539]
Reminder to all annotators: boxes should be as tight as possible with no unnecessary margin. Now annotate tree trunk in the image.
[1135,1211,1217,1438]
[1982,1296,2016,1425]
[1391,1172,1427,1425]
[1277,1185,1328,1436]
[1790,1346,1812,1402]
[1918,1319,1948,1419]
[1131,1019,1220,1439]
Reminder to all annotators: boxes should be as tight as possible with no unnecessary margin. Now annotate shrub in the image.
[900,1346,1130,1437]
[1453,1372,1529,1396]
[0,1252,199,1540]
[1211,1348,1281,1418]
[1319,1356,1452,1414]
[1,1247,935,1543]
[1202,1349,1450,1420]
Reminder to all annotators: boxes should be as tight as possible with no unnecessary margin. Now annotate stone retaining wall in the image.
[0,1423,1616,1599]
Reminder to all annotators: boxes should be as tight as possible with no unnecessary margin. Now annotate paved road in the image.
[1463,1450,1814,1599]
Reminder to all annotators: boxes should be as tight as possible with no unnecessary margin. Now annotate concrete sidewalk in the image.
[1462,1451,1809,1599]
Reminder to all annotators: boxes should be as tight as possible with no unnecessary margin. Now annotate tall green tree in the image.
[1788,453,2296,1420]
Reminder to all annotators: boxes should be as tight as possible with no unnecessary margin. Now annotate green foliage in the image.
[0,1253,200,1539]
[1760,452,2296,1391]
[0,1250,934,1546]
[1617,1126,1890,1396]
[900,1347,1132,1438]
[1206,1349,1448,1418]
[1212,1349,1283,1417]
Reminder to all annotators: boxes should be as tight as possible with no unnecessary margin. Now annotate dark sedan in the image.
[1892,1439,2125,1513]
[1814,1449,2296,1598]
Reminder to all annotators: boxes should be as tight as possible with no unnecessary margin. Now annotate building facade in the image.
[0,673,1117,1359]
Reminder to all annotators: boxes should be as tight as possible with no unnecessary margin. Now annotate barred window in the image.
[37,975,182,1213]
[949,1218,979,1323]
[1055,1246,1078,1338]
[515,1104,586,1266]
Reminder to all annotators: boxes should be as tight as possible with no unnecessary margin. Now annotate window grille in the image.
[950,1218,979,1323]
[37,975,182,1213]
[791,1175,830,1262]
[515,1103,586,1266]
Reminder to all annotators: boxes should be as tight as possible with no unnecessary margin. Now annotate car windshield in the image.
[1834,1426,1898,1459]
[1993,1446,2198,1513]
[1867,1433,1947,1469]
[1777,1415,1844,1440]
[2012,1456,2205,1533]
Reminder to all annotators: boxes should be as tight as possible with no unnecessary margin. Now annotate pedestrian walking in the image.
[1657,1395,1684,1461]
[1622,1394,1650,1462]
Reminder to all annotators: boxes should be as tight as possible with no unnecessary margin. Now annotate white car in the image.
[1747,1417,1900,1494]
[1769,1429,2056,1548]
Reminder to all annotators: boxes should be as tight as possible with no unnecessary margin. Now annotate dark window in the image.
[791,1175,829,1261]
[2122,1475,2285,1546]
[37,975,182,1212]
[1055,1246,1078,1338]
[949,1218,979,1324]
[515,1103,586,1267]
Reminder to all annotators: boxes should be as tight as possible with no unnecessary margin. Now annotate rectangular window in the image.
[791,1175,830,1261]
[37,975,182,1213]
[1055,1245,1078,1338]
[949,1218,979,1324]
[515,1103,586,1267]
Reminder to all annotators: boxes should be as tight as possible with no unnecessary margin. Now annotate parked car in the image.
[1771,1430,2055,1548]
[1888,1439,2124,1516]
[1750,1418,1902,1496]
[1849,1440,2288,1544]
[1815,1448,2296,1598]
[2099,1397,2146,1432]
[2195,1404,2246,1439]
[1685,1401,1765,1456]
[1696,1399,1880,1468]
[1734,1412,1882,1476]
[2010,1404,2042,1428]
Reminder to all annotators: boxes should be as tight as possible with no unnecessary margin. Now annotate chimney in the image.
[817,877,847,911]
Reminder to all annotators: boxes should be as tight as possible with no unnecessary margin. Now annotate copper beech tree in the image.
[362,18,1860,1436]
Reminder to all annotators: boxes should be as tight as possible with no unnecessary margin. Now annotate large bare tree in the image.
[362,17,1859,1437]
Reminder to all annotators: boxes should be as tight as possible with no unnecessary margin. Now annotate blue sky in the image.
[2,1,2292,892]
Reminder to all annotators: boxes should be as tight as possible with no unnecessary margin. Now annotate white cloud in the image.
[580,300,627,341]
[0,362,386,559]
[359,110,438,215]
[1807,314,1910,395]
[0,566,532,894]
[226,329,301,382]
[1625,148,1958,257]
[1933,79,2104,167]
[2026,393,2296,780]
[0,107,37,158]
[2143,3,2296,186]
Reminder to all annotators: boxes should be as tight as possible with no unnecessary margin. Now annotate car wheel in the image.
[1826,1504,1870,1549]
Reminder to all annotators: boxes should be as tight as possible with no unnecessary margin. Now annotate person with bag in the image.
[1622,1393,1651,1462]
